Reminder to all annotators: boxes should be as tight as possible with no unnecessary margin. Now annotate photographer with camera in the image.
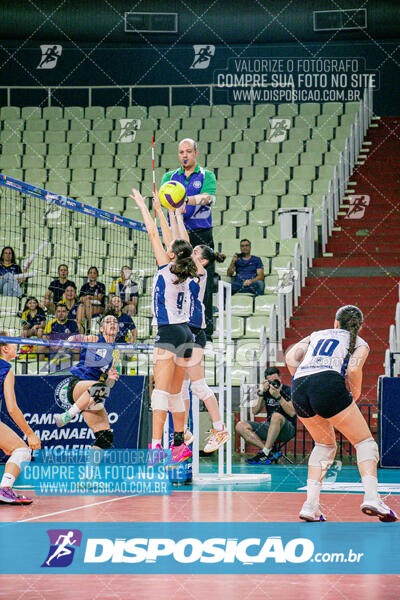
[235,366,296,464]
[226,239,264,296]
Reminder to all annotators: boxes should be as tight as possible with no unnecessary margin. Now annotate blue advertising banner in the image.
[379,377,400,468]
[0,375,145,462]
[0,521,399,574]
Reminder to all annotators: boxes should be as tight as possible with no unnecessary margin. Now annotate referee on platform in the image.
[161,138,216,343]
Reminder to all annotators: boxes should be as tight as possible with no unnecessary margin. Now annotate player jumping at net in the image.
[0,331,41,505]
[285,305,397,523]
[130,188,195,464]
[52,311,120,452]
[153,193,230,452]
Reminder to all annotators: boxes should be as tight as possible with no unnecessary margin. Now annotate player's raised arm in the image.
[130,188,169,266]
[153,190,173,248]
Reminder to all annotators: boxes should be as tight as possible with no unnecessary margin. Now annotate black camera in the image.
[236,252,245,258]
[269,379,281,389]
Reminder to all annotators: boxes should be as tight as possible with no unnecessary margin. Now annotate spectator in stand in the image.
[21,297,46,338]
[236,367,296,465]
[226,239,265,296]
[161,138,217,344]
[109,296,137,343]
[42,264,76,313]
[0,246,26,298]
[109,265,139,317]
[59,285,79,324]
[76,266,105,333]
[43,303,79,342]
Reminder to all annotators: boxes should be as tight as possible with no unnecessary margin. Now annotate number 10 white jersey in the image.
[152,264,190,326]
[294,328,369,380]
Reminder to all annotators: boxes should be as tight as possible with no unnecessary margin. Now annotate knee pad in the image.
[7,447,31,469]
[355,437,379,464]
[168,392,185,413]
[308,443,337,471]
[94,429,113,449]
[151,389,169,411]
[181,377,190,400]
[191,378,213,401]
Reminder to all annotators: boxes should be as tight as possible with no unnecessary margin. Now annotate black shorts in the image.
[154,324,194,358]
[189,326,207,349]
[292,370,353,419]
[67,376,83,405]
[250,419,296,443]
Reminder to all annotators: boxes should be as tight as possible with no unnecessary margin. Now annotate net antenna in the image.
[152,135,156,220]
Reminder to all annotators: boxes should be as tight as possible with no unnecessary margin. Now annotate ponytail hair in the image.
[198,245,226,265]
[335,305,363,355]
[170,239,197,284]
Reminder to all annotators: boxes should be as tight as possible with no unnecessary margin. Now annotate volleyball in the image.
[158,181,187,210]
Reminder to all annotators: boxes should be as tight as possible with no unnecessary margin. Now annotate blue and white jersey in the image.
[152,264,190,326]
[294,328,369,379]
[70,335,119,383]
[189,272,207,329]
[0,357,11,418]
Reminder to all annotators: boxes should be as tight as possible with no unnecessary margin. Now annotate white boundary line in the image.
[16,494,136,523]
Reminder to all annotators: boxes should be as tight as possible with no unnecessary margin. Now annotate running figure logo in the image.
[41,529,82,567]
[190,45,215,69]
[37,45,62,70]
[267,118,291,143]
[345,195,370,219]
[117,118,141,143]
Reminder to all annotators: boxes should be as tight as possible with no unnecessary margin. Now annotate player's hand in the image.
[107,367,119,382]
[231,253,239,264]
[153,191,162,211]
[129,188,146,206]
[175,203,186,216]
[243,279,252,286]
[269,382,282,399]
[27,433,41,450]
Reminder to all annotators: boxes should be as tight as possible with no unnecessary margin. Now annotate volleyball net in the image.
[0,173,155,374]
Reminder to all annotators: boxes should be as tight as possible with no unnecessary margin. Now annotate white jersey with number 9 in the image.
[294,328,369,380]
[152,264,190,326]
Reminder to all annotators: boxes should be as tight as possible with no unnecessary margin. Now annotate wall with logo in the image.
[0,40,398,115]
[0,375,146,462]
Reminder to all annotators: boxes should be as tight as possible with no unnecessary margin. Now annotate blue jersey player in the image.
[0,332,41,505]
[52,312,120,451]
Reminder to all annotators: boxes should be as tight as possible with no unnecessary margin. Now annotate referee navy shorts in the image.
[292,370,353,419]
[189,325,207,349]
[155,323,194,358]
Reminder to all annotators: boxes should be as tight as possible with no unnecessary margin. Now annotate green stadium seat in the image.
[71,168,94,181]
[169,105,190,118]
[255,104,276,117]
[0,155,21,169]
[101,197,125,213]
[47,118,69,131]
[245,239,272,257]
[204,116,225,130]
[94,182,117,196]
[233,105,254,118]
[254,195,279,210]
[0,106,20,119]
[317,114,339,127]
[84,106,105,120]
[23,130,44,143]
[209,141,232,156]
[22,155,45,169]
[220,129,242,142]
[93,142,115,155]
[212,105,232,118]
[69,155,90,168]
[264,179,287,195]
[213,315,244,339]
[217,166,240,181]
[318,164,335,180]
[279,238,300,256]
[315,126,335,142]
[268,165,291,180]
[293,165,316,180]
[91,154,113,169]
[239,224,265,241]
[340,114,357,127]
[23,143,47,156]
[88,130,110,143]
[47,168,71,182]
[191,105,211,118]
[264,274,279,291]
[127,106,147,118]
[223,208,247,227]
[306,138,329,153]
[69,181,93,197]
[234,141,256,154]
[65,131,86,144]
[235,339,262,366]
[24,168,46,183]
[3,119,24,131]
[21,106,41,119]
[253,153,276,167]
[299,103,320,117]
[345,101,361,114]
[228,116,248,130]
[1,142,23,156]
[199,129,220,142]
[248,210,274,227]
[322,102,343,115]
[45,181,68,196]
[180,117,203,130]
[288,179,312,195]
[114,154,138,169]
[238,180,262,196]
[254,294,278,314]
[245,129,266,143]
[290,127,311,141]
[95,167,118,182]
[312,178,331,194]
[160,156,177,169]
[277,103,298,118]
[69,118,91,131]
[243,166,265,182]
[2,168,23,180]
[231,295,254,316]
[106,106,126,119]
[25,119,46,132]
[0,131,20,144]
[43,131,63,144]
[294,114,316,128]
[117,181,137,197]
[280,194,305,208]
[148,106,168,119]
[92,118,113,131]
[300,152,324,166]
[64,106,84,119]
[246,315,270,338]
[70,142,93,155]
[230,153,252,167]
[329,138,347,153]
